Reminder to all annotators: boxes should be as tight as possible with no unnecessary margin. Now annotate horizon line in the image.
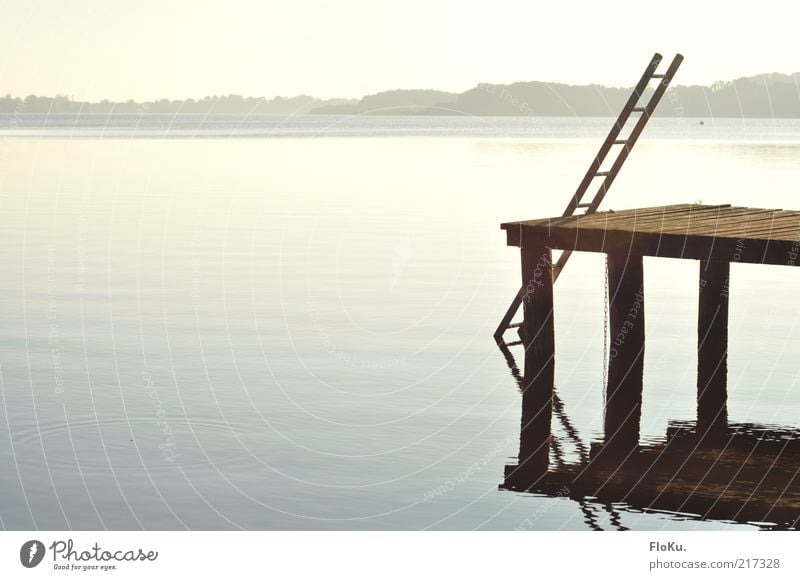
[3,69,800,105]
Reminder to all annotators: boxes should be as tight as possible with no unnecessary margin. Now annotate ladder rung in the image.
[612,140,629,145]
[576,203,592,208]
[632,107,648,112]
[506,340,523,347]
[508,322,522,329]
[651,74,667,78]
[595,171,613,177]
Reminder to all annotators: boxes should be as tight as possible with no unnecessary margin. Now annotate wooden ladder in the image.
[494,52,684,344]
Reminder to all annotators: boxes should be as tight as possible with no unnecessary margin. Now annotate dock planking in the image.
[502,204,800,266]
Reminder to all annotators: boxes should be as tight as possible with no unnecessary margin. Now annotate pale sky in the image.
[0,0,798,101]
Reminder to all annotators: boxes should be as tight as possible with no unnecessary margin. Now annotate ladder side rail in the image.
[494,290,524,341]
[561,53,663,217]
[584,55,684,213]
[553,56,683,279]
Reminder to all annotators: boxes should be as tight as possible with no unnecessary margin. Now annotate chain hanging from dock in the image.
[602,257,609,400]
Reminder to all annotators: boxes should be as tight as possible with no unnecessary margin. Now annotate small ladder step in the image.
[612,140,629,145]
[576,203,592,208]
[595,171,613,177]
[651,74,667,78]
[631,107,648,112]
[506,340,523,347]
[508,322,522,329]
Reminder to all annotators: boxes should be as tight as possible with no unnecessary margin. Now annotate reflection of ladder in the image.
[494,52,684,343]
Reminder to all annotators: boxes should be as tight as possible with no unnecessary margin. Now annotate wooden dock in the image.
[499,203,800,517]
[502,203,800,266]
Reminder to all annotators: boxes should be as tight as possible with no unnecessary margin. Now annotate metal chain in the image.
[602,256,609,397]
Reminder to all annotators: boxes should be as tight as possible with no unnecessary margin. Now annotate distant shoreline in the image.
[2,71,799,118]
[2,112,800,120]
[2,116,798,143]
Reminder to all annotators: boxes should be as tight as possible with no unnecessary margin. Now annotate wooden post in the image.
[697,260,729,435]
[517,241,555,476]
[604,253,645,454]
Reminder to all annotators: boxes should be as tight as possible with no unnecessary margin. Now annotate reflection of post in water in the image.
[507,388,800,529]
[496,244,800,528]
[498,331,621,529]
[496,336,589,464]
[502,339,800,529]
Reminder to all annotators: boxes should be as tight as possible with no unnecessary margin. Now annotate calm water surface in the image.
[1,115,799,529]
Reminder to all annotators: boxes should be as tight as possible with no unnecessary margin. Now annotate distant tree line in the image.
[0,94,352,115]
[2,72,799,117]
[414,73,800,117]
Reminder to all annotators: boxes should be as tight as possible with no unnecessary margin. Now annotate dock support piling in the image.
[517,242,555,476]
[697,260,729,435]
[604,253,645,455]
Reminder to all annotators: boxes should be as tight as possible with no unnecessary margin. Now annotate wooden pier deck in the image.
[499,203,800,499]
[502,203,800,266]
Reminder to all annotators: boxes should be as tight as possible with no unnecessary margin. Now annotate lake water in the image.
[1,114,799,530]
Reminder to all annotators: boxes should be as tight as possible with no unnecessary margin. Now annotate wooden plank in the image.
[600,207,754,235]
[503,205,800,242]
[560,210,800,240]
[573,206,760,235]
[557,204,717,229]
[648,210,781,238]
[501,203,696,230]
[677,210,796,238]
[504,207,737,242]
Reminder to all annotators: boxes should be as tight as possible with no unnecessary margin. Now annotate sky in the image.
[0,0,798,101]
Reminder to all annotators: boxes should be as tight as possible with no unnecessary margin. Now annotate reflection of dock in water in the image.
[499,339,799,529]
[502,416,800,529]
